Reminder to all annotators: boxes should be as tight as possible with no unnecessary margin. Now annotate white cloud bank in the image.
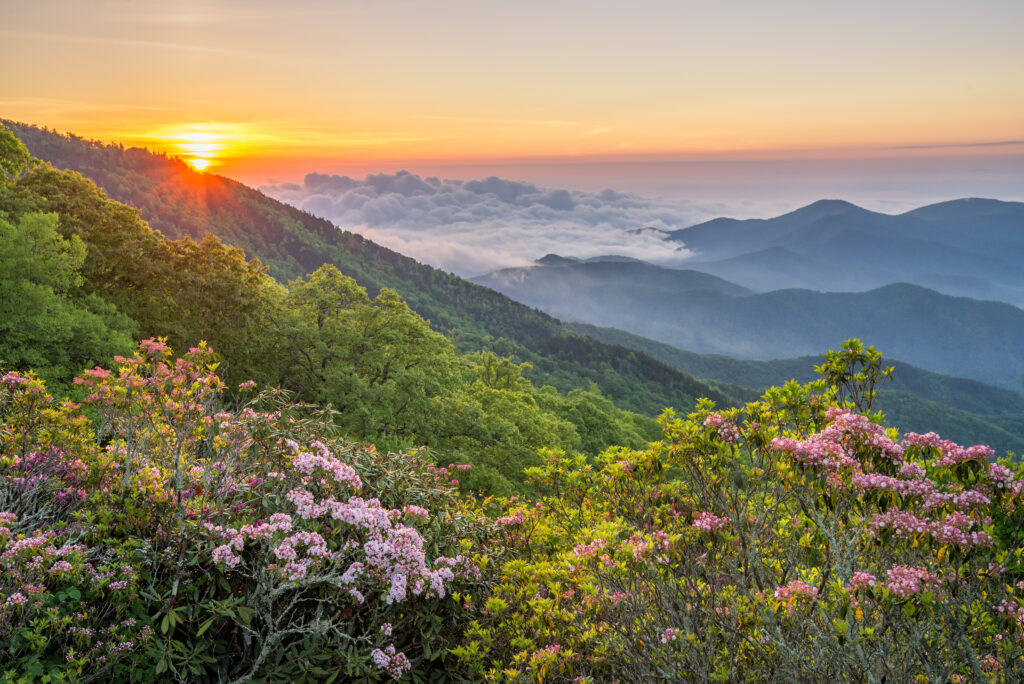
[261,171,724,276]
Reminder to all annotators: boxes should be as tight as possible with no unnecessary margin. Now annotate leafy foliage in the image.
[456,346,1024,682]
[1,343,507,682]
[0,210,135,384]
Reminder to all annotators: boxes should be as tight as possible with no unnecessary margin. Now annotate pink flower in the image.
[212,545,241,568]
[371,644,411,679]
[884,565,940,599]
[497,510,527,526]
[849,572,877,590]
[139,338,169,356]
[774,580,819,602]
[5,593,28,606]
[692,512,729,532]
[403,505,429,520]
[2,371,30,386]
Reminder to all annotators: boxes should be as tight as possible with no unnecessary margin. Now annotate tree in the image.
[0,128,31,184]
[282,265,459,439]
[0,212,134,383]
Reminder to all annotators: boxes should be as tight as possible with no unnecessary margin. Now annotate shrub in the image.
[2,341,509,682]
[456,343,1024,682]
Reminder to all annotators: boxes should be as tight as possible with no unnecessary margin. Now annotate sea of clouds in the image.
[260,171,730,276]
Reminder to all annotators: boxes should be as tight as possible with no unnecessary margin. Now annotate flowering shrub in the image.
[2,341,509,682]
[456,343,1024,682]
[7,336,1024,682]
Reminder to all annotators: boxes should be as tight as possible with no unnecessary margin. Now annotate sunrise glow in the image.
[148,126,239,172]
[1,0,1021,191]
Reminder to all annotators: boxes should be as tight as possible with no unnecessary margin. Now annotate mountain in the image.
[473,252,1024,391]
[472,258,751,323]
[3,120,732,416]
[570,322,1024,456]
[668,198,1024,306]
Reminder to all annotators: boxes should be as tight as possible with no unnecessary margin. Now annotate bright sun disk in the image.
[156,126,240,172]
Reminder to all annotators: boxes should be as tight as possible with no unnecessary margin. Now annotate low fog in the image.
[260,171,728,276]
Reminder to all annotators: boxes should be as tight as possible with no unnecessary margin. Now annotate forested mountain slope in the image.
[3,120,731,416]
[573,322,1024,455]
[476,252,1024,391]
[1,128,677,494]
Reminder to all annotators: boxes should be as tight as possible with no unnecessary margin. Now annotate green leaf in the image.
[196,617,215,637]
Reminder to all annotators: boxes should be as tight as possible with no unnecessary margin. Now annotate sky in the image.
[2,0,1023,216]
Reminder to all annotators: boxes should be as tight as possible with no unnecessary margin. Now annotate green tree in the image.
[283,265,459,439]
[0,212,134,383]
[0,128,31,184]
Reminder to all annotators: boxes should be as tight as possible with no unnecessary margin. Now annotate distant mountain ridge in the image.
[474,259,751,323]
[475,253,1024,391]
[668,198,1024,305]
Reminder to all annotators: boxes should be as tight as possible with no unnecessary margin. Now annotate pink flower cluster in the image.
[285,490,393,533]
[848,572,877,590]
[2,371,31,386]
[903,432,995,468]
[496,510,527,526]
[573,538,608,558]
[274,531,333,580]
[989,463,1014,488]
[867,509,993,549]
[207,470,474,605]
[362,524,462,604]
[530,644,563,661]
[660,627,680,644]
[704,413,740,444]
[851,472,935,497]
[774,580,819,602]
[4,592,28,607]
[371,644,411,679]
[402,505,429,520]
[622,531,672,562]
[291,441,362,491]
[772,410,904,472]
[692,512,729,532]
[770,436,857,471]
[884,565,940,599]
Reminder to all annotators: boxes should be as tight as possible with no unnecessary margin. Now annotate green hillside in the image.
[2,120,731,416]
[572,321,1024,455]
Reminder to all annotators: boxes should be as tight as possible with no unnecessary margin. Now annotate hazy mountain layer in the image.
[475,253,1024,391]
[669,198,1024,306]
[473,257,751,323]
[571,322,1024,456]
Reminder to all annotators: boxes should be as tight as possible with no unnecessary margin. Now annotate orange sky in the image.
[2,0,1023,184]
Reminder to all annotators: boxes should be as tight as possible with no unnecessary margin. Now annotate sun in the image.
[145,125,238,172]
[173,129,226,171]
[142,122,259,174]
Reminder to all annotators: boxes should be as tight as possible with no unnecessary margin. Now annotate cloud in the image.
[261,170,721,276]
